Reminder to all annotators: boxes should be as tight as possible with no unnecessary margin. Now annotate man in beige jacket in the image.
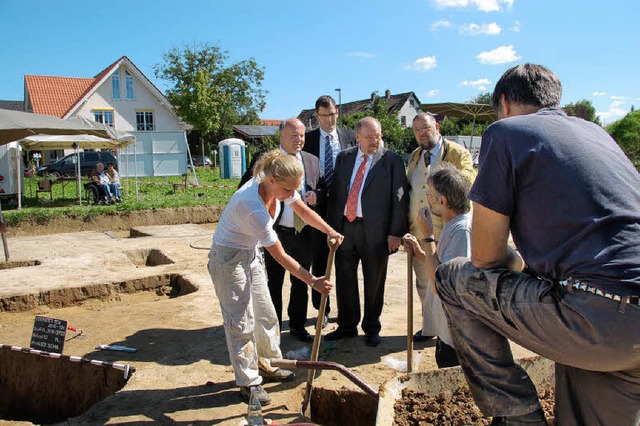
[406,112,476,342]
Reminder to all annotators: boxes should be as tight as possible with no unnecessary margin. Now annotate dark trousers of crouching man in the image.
[435,257,640,426]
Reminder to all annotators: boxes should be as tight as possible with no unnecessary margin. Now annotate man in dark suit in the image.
[263,118,326,342]
[325,117,408,346]
[302,95,356,327]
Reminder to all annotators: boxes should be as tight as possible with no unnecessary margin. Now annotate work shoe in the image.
[239,384,271,405]
[490,408,546,425]
[290,327,314,343]
[365,333,381,347]
[413,329,435,343]
[324,328,358,341]
[259,368,295,383]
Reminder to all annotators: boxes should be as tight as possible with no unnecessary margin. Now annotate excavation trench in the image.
[0,271,197,423]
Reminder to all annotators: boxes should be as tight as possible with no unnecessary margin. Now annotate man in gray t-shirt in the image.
[403,164,471,368]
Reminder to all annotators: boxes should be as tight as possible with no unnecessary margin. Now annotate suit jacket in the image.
[302,127,356,159]
[406,139,476,238]
[328,146,408,253]
[303,127,356,215]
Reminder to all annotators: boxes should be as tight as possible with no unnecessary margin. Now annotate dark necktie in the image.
[324,135,334,188]
[346,155,368,222]
[424,150,431,168]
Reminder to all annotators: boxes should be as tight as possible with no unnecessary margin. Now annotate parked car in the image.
[192,155,212,167]
[36,151,118,178]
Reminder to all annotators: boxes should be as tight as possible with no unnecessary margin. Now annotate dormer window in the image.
[111,72,121,100]
[125,71,135,100]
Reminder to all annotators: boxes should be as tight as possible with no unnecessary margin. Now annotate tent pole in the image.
[134,139,138,201]
[16,145,22,210]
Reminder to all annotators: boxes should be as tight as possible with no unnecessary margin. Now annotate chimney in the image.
[371,92,376,101]
[385,89,391,99]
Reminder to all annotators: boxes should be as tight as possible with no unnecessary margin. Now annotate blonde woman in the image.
[208,149,343,405]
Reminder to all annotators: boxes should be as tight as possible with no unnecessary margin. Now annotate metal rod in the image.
[272,358,378,400]
[407,250,414,373]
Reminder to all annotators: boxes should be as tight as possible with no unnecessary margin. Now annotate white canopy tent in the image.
[16,134,135,209]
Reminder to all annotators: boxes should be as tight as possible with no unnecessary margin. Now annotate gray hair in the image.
[428,163,471,214]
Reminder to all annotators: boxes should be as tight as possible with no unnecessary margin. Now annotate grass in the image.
[1,167,239,226]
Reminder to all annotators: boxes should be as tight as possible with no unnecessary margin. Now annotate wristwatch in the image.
[423,236,436,243]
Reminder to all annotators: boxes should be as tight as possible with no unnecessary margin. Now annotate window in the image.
[94,110,114,127]
[125,71,135,100]
[400,115,407,127]
[136,111,154,131]
[111,72,121,100]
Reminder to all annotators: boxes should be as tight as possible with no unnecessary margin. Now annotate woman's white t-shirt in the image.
[213,177,300,250]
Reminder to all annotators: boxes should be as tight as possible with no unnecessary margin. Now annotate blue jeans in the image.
[436,258,640,426]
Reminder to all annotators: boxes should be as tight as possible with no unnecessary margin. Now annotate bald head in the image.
[279,118,306,154]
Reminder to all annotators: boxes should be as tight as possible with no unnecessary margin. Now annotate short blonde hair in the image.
[253,149,303,183]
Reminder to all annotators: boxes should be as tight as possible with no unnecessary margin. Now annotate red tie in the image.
[346,155,368,222]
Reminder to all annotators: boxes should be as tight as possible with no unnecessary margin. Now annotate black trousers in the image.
[334,218,389,336]
[310,227,331,316]
[264,225,314,330]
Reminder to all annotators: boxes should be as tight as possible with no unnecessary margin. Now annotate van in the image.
[36,151,117,178]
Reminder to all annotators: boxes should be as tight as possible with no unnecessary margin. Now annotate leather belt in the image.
[559,279,640,307]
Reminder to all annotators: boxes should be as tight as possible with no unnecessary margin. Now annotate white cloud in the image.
[460,78,491,91]
[404,56,438,71]
[459,22,501,35]
[598,101,629,124]
[431,0,514,12]
[431,19,452,31]
[510,20,521,32]
[476,45,520,64]
[346,52,375,58]
[592,91,607,96]
[426,89,440,97]
[610,95,625,100]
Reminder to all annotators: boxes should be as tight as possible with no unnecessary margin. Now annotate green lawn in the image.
[1,167,239,226]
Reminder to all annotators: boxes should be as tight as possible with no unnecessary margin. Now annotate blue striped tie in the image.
[324,135,334,188]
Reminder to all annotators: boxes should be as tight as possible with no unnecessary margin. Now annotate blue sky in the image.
[1,0,638,125]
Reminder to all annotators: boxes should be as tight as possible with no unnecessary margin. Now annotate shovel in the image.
[406,249,414,373]
[301,238,337,413]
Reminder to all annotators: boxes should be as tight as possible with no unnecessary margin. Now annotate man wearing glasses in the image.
[406,112,476,343]
[324,117,408,347]
[302,95,356,328]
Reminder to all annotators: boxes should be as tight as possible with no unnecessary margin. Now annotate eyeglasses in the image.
[316,112,338,118]
[358,133,382,142]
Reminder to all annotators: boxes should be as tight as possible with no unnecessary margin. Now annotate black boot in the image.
[491,408,546,425]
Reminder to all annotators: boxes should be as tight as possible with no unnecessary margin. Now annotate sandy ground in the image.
[0,222,537,425]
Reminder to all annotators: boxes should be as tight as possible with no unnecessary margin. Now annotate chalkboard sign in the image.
[30,316,67,353]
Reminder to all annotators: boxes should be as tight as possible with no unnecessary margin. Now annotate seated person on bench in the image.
[90,163,114,204]
[105,162,122,202]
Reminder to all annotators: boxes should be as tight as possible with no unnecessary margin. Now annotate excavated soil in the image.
[0,209,541,425]
[394,387,555,425]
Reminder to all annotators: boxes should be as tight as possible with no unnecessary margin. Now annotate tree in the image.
[605,110,640,170]
[154,42,267,151]
[563,99,601,125]
[469,92,492,105]
[340,96,415,155]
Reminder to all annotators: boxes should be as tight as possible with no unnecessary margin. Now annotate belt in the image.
[344,216,364,223]
[275,225,296,233]
[559,279,640,307]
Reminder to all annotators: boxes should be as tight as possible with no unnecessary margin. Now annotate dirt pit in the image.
[0,222,540,425]
[393,387,555,425]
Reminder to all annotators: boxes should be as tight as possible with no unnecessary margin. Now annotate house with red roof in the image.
[23,56,189,176]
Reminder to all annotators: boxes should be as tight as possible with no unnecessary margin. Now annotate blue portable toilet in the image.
[219,138,246,179]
